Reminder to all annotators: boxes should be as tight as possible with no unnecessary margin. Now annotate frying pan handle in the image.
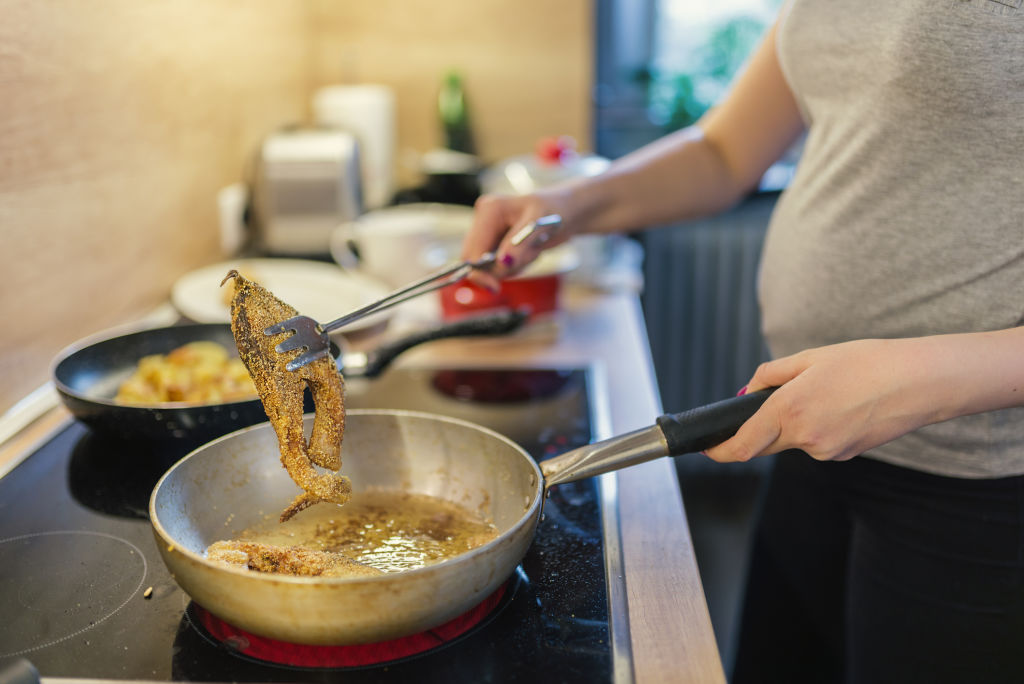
[358,309,529,378]
[541,388,777,488]
[655,388,775,456]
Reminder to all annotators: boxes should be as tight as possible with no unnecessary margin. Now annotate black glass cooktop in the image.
[0,367,612,683]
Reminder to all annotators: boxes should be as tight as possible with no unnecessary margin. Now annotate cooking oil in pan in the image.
[213,491,498,575]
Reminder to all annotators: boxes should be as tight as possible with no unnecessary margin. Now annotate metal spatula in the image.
[266,214,563,372]
[264,252,496,372]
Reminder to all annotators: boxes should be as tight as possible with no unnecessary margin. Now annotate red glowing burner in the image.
[192,582,508,668]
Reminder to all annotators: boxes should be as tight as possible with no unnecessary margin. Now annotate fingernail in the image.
[737,385,748,396]
[500,253,515,267]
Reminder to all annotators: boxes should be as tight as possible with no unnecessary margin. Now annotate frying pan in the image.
[150,390,772,645]
[52,311,525,444]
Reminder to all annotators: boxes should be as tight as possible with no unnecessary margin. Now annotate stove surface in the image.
[0,367,614,682]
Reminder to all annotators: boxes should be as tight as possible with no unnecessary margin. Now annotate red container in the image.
[439,274,562,320]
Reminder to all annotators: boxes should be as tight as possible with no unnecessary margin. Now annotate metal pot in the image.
[53,311,525,444]
[150,390,771,644]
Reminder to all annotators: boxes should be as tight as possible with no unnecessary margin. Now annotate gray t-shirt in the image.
[759,0,1024,477]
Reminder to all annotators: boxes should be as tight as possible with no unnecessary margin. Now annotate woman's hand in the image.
[704,337,960,463]
[461,189,577,290]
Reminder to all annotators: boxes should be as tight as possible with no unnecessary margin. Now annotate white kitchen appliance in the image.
[253,129,362,255]
[313,84,396,210]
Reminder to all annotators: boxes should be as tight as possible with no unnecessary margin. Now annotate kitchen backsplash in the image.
[0,0,591,416]
[308,0,592,175]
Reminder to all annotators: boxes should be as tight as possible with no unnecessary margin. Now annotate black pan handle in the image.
[655,388,776,455]
[359,309,529,378]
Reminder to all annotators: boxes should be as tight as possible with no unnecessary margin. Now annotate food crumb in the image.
[143,586,154,599]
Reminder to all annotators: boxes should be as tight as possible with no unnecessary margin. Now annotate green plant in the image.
[649,13,773,131]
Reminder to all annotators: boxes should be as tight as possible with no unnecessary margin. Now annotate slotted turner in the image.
[265,214,563,372]
[264,253,496,371]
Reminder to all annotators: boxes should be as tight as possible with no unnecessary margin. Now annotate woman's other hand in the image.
[704,335,1001,463]
[706,329,1024,463]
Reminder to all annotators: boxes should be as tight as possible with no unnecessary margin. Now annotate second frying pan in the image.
[52,311,526,445]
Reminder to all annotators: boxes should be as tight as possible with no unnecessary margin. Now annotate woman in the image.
[461,2,1024,682]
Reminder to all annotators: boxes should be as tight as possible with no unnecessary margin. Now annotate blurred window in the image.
[595,0,792,189]
[648,0,783,129]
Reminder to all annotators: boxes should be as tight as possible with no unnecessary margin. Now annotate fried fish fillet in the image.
[207,540,383,578]
[223,270,351,522]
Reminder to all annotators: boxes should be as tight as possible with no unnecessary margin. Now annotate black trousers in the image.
[730,451,1024,684]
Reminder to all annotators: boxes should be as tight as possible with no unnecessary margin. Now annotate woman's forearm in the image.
[558,126,747,235]
[922,327,1024,421]
[461,15,803,281]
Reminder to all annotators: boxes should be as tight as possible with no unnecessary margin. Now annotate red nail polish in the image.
[737,386,748,396]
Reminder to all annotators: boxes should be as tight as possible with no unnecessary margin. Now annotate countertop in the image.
[0,284,725,684]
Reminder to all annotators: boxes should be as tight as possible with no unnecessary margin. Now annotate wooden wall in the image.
[308,0,594,181]
[0,1,311,415]
[0,0,592,416]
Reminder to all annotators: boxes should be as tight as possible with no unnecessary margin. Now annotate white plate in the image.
[171,259,393,332]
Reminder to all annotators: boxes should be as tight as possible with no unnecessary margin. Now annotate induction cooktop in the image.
[0,365,629,683]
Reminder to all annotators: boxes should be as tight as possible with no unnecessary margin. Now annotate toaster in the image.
[253,129,363,255]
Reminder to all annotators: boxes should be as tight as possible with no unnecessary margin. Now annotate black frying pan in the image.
[52,310,526,444]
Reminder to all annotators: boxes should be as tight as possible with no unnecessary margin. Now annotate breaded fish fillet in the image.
[207,540,382,578]
[223,270,350,522]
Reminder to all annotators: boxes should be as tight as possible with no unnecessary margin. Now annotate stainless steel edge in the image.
[587,361,635,684]
[0,384,70,482]
[0,383,60,449]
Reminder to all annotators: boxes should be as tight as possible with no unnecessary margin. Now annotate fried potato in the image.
[114,340,257,405]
